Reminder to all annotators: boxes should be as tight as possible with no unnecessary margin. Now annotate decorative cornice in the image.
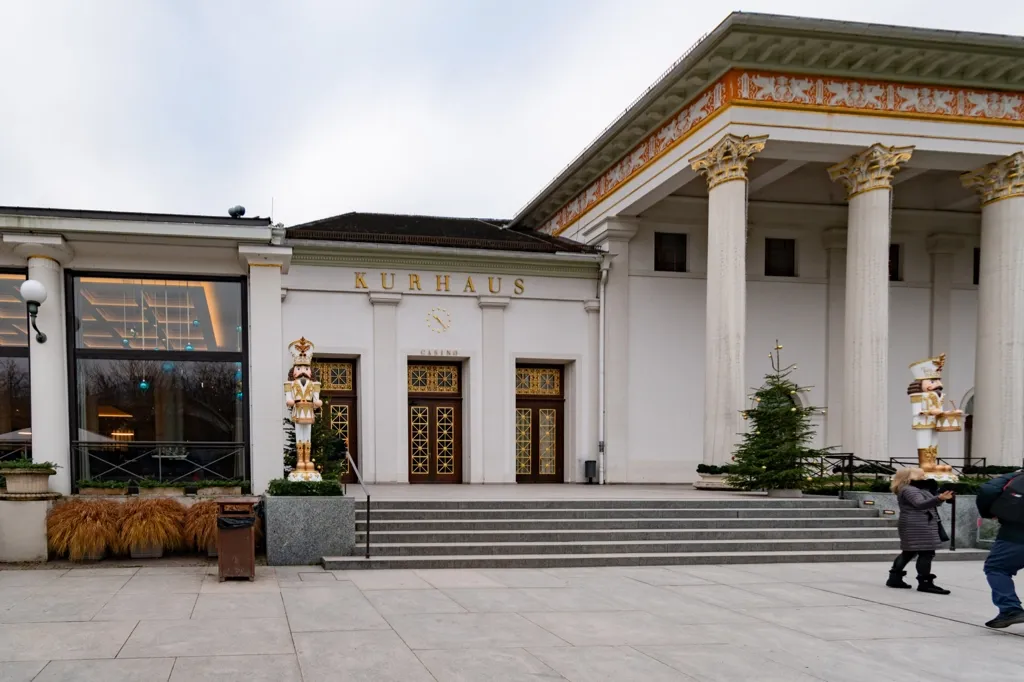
[926,233,967,254]
[689,134,768,190]
[477,296,510,310]
[239,244,292,274]
[581,217,639,247]
[961,152,1024,206]
[368,292,402,306]
[827,144,915,199]
[290,248,600,280]
[536,69,1024,236]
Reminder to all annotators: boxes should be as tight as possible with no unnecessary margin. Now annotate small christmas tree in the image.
[726,341,831,492]
[282,398,347,480]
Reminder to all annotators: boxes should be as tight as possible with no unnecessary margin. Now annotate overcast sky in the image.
[1,1,1023,225]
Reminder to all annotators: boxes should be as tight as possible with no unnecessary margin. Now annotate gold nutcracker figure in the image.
[285,337,323,482]
[908,354,962,482]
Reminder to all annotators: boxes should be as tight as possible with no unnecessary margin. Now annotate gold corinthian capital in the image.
[961,152,1024,207]
[827,144,914,200]
[689,134,768,190]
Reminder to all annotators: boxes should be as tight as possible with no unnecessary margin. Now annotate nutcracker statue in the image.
[908,353,962,482]
[285,337,323,482]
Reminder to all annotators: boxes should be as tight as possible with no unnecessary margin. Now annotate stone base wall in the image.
[0,499,53,562]
[264,496,355,566]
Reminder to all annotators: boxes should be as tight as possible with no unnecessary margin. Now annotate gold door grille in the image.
[436,406,455,474]
[408,364,459,394]
[539,408,557,475]
[313,362,354,391]
[516,367,561,396]
[515,408,532,474]
[410,406,430,474]
[330,403,350,475]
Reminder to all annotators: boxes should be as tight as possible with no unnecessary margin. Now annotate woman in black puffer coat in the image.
[886,467,954,594]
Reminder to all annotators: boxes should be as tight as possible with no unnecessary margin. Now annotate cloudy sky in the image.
[1,1,1022,225]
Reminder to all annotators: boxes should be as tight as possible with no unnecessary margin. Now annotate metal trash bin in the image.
[584,460,597,484]
[216,497,258,582]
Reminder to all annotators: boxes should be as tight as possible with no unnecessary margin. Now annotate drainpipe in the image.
[597,254,611,484]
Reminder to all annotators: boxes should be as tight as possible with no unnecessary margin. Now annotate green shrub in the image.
[0,459,58,472]
[136,479,185,489]
[195,479,247,488]
[963,465,1021,476]
[266,478,343,496]
[77,479,129,489]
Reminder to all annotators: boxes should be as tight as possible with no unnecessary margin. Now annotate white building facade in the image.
[2,14,1024,493]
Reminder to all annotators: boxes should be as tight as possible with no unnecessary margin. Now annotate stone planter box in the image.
[197,486,242,497]
[693,474,733,490]
[845,491,981,549]
[264,495,355,566]
[79,487,128,496]
[130,543,163,559]
[138,486,185,498]
[3,469,55,494]
[0,496,59,562]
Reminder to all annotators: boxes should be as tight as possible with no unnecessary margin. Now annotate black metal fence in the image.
[72,441,246,485]
[0,441,31,462]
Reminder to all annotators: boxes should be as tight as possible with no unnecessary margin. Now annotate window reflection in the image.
[0,357,30,443]
[0,273,28,348]
[76,359,243,443]
[73,277,243,352]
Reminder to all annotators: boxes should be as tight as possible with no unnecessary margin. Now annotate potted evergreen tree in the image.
[726,342,831,497]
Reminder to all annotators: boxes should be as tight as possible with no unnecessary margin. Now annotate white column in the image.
[369,292,401,482]
[592,220,636,482]
[478,296,509,483]
[962,152,1024,467]
[822,228,847,448]
[926,234,964,357]
[689,134,767,465]
[11,238,72,493]
[239,245,291,494]
[583,298,600,482]
[828,143,913,461]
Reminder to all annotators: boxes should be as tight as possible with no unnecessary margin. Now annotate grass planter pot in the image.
[79,487,128,496]
[693,474,733,490]
[265,495,355,566]
[2,469,55,494]
[138,486,186,498]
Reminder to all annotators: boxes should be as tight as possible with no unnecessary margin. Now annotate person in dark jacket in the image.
[976,470,1024,629]
[886,467,953,593]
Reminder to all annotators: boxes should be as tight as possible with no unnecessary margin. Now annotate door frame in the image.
[514,364,565,483]
[406,361,463,483]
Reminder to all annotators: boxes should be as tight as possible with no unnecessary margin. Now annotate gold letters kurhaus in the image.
[354,272,525,295]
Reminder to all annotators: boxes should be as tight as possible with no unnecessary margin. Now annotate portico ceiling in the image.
[510,12,1024,231]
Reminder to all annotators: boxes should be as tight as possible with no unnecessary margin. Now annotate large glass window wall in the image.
[0,271,30,462]
[68,274,247,486]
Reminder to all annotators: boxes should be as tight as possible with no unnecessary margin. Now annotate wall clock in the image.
[426,306,451,333]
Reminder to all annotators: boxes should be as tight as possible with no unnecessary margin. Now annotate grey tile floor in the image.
[0,560,1021,681]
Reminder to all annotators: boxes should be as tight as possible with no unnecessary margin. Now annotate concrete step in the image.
[323,548,989,570]
[356,517,898,532]
[356,528,898,544]
[359,538,904,557]
[357,507,881,520]
[359,498,860,510]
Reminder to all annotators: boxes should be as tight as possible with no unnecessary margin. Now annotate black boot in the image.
[886,570,912,589]
[917,574,951,595]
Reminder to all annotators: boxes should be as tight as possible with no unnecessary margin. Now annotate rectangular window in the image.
[0,272,30,462]
[654,232,687,272]
[764,238,797,277]
[70,274,247,485]
[889,244,902,282]
[973,247,981,286]
[73,277,244,352]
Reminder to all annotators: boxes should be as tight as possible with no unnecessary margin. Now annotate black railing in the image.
[346,452,370,559]
[72,441,246,485]
[0,441,31,462]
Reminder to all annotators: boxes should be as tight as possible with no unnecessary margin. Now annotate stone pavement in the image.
[0,560,1021,681]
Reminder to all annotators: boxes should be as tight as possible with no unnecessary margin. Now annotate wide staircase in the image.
[323,497,988,570]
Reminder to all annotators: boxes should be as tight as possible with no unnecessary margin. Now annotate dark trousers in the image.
[891,550,935,578]
[984,539,1024,615]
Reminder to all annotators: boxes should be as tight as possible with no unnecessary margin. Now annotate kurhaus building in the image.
[3,13,1024,494]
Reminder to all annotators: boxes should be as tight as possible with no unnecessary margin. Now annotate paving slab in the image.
[415,648,565,681]
[294,630,435,682]
[528,645,694,681]
[118,618,293,658]
[387,612,569,649]
[520,611,730,647]
[281,584,389,632]
[0,621,137,661]
[0,661,47,681]
[93,592,197,621]
[32,658,175,682]
[168,654,303,682]
[190,592,286,620]
[638,643,824,681]
[362,588,466,615]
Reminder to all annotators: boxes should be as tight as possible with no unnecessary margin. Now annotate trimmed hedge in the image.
[266,478,343,496]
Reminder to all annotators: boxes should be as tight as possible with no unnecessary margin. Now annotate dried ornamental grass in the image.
[47,499,121,561]
[184,500,218,551]
[119,498,185,552]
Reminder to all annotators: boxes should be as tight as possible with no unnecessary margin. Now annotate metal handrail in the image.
[346,453,370,560]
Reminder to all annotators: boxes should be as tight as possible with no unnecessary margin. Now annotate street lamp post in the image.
[19,279,48,344]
